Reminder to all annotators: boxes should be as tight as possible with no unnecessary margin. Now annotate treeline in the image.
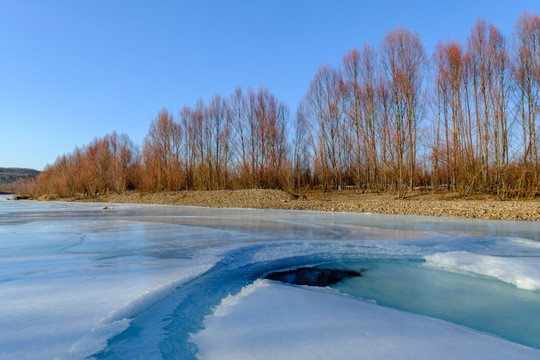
[0,167,40,184]
[18,12,540,198]
[18,88,293,197]
[0,167,40,193]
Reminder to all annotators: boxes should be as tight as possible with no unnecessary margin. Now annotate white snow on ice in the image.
[424,251,540,290]
[192,279,540,360]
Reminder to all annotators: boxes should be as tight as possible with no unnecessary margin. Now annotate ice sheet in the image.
[0,202,224,360]
[1,197,540,359]
[424,251,540,290]
[192,280,540,360]
[0,252,216,360]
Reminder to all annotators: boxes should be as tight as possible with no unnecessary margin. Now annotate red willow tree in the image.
[180,87,289,190]
[301,27,427,196]
[463,20,511,196]
[26,132,138,197]
[142,109,183,191]
[341,45,380,190]
[513,12,540,195]
[302,64,347,191]
[432,40,470,192]
[180,95,232,190]
[381,27,426,197]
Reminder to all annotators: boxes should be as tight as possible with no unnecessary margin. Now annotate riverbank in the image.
[58,189,540,221]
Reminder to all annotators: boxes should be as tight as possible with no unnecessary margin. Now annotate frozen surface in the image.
[192,279,540,360]
[0,203,220,359]
[1,195,540,359]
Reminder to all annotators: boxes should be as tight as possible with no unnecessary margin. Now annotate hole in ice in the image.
[265,267,361,287]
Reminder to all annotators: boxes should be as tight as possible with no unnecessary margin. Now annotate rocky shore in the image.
[67,189,540,221]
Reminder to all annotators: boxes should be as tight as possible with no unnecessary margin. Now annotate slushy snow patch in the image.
[424,251,540,290]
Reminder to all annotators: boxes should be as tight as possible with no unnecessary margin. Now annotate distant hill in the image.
[0,167,40,193]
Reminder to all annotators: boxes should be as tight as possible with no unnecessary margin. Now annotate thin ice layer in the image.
[192,280,540,360]
[0,215,221,360]
[2,198,540,359]
[424,251,540,290]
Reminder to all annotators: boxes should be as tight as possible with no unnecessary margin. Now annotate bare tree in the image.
[106,132,139,193]
[229,87,250,187]
[433,40,470,192]
[513,12,540,196]
[381,27,426,197]
[467,20,511,195]
[342,48,365,188]
[142,109,183,191]
[206,94,231,189]
[291,100,311,190]
[303,64,347,190]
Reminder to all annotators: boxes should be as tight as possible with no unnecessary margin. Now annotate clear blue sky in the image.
[1,0,539,171]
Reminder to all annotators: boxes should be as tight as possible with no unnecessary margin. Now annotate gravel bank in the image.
[70,189,540,221]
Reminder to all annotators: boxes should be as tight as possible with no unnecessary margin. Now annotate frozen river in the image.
[1,195,540,359]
